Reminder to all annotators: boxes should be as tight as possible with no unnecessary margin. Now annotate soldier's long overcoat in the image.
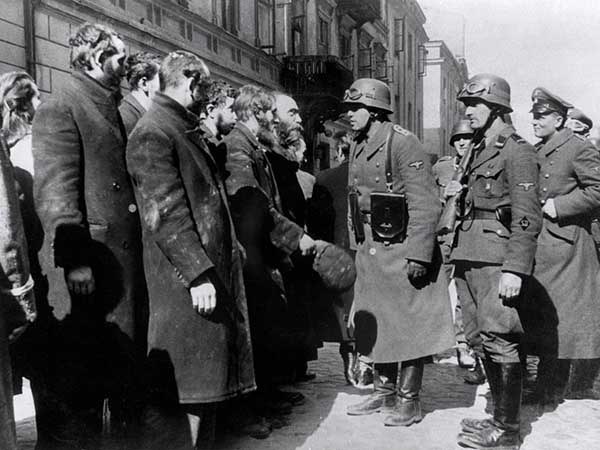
[126,93,255,403]
[32,71,147,344]
[525,128,600,359]
[349,121,454,363]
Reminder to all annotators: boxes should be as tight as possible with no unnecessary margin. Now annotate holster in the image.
[349,191,365,244]
[370,192,408,244]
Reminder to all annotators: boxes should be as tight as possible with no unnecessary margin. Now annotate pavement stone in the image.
[15,343,600,449]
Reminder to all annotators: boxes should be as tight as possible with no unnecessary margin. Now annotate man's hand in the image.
[190,281,217,316]
[444,180,465,198]
[498,272,522,304]
[407,260,427,280]
[299,233,317,256]
[66,265,95,295]
[542,198,557,219]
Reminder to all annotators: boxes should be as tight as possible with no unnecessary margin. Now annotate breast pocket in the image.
[474,166,505,198]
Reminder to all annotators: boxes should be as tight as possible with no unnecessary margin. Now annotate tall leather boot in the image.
[383,358,424,427]
[464,355,487,385]
[458,362,522,449]
[346,363,397,416]
[461,357,500,433]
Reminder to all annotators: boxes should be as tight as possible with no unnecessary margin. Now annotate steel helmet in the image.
[342,78,393,114]
[457,73,512,113]
[449,120,474,145]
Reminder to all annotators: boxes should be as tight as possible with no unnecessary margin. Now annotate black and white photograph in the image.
[1,0,600,449]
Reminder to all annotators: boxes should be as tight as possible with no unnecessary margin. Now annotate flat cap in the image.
[568,107,593,129]
[312,241,356,292]
[530,87,573,115]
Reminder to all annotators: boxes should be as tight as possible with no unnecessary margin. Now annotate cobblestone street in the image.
[15,343,600,449]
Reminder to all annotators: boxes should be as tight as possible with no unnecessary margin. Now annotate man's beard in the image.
[276,120,304,146]
[216,114,235,136]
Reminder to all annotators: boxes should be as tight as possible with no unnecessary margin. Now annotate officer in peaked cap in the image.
[342,78,454,427]
[448,74,542,450]
[566,107,593,137]
[524,86,600,406]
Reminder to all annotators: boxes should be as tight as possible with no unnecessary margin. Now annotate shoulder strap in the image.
[385,127,394,192]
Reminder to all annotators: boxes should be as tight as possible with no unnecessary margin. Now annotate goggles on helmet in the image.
[458,81,492,99]
[343,88,363,101]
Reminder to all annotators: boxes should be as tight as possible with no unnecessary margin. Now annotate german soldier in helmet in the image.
[343,78,454,426]
[448,74,542,450]
[524,88,600,404]
[566,107,593,138]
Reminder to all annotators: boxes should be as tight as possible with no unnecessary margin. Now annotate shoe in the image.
[351,359,374,388]
[464,356,486,385]
[268,390,306,406]
[457,361,521,449]
[461,417,494,434]
[383,358,424,427]
[347,365,397,416]
[457,348,476,369]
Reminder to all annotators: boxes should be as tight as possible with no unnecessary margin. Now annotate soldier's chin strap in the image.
[475,109,502,147]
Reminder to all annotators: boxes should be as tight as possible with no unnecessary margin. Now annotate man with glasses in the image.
[33,22,147,448]
[523,88,600,407]
[448,74,542,450]
[343,78,454,427]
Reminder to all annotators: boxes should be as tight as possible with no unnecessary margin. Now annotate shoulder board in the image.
[510,133,527,144]
[438,155,453,161]
[573,133,586,142]
[392,124,410,136]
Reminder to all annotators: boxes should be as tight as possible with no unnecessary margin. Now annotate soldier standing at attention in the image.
[343,78,454,427]
[524,88,600,406]
[448,74,542,450]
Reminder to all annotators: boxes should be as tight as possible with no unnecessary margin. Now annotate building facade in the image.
[0,0,283,96]
[422,40,468,158]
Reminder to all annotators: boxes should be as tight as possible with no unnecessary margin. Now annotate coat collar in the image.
[71,71,122,106]
[539,128,573,157]
[152,92,200,130]
[365,121,390,160]
[121,92,146,116]
[470,124,515,171]
[233,122,260,149]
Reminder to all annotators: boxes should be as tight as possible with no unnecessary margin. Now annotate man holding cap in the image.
[523,88,600,408]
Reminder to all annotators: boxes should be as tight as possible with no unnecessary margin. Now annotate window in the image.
[394,18,404,53]
[222,0,240,35]
[319,18,329,47]
[146,4,162,26]
[408,102,413,131]
[292,16,305,55]
[417,110,422,140]
[407,33,413,70]
[231,47,241,64]
[257,0,274,51]
[418,45,427,77]
[179,21,193,41]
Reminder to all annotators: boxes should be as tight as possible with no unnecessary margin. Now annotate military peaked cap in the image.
[530,87,573,115]
[568,107,593,129]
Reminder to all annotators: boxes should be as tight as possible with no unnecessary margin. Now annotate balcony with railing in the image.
[281,55,354,99]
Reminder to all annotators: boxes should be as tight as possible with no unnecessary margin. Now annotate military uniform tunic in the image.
[450,125,542,336]
[349,121,454,363]
[524,128,600,359]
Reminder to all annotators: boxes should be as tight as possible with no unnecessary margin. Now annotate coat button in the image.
[542,187,547,192]
[541,199,546,205]
[496,229,503,235]
[122,240,129,249]
[486,171,490,176]
[376,162,380,168]
[549,161,554,165]
[369,248,376,255]
[375,176,380,182]
[112,182,121,191]
[544,173,550,178]
[128,204,137,213]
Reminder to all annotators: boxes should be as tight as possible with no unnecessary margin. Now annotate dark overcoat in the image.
[525,128,600,359]
[32,71,147,344]
[349,121,454,363]
[126,93,255,403]
[119,92,145,137]
[224,123,304,380]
